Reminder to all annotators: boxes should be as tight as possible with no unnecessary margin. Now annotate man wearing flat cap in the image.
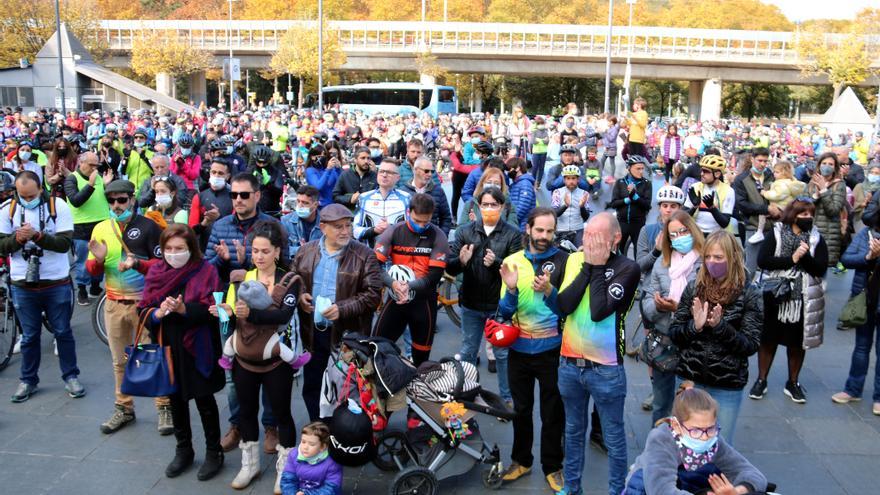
[289,203,383,421]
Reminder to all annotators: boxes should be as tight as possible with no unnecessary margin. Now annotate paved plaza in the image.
[1,180,879,494]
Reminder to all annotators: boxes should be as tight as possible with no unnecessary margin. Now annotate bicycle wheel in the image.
[0,288,17,372]
[41,283,75,334]
[92,294,109,346]
[438,276,461,327]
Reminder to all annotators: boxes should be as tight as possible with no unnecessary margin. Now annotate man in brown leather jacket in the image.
[289,203,382,420]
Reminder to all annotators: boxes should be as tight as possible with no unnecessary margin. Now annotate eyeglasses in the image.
[680,423,721,439]
[668,227,691,239]
[416,168,434,174]
[378,169,399,176]
[107,196,130,205]
[230,191,254,199]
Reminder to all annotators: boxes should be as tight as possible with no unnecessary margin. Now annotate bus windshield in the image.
[323,88,433,110]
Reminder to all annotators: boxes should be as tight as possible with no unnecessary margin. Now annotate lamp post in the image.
[623,0,636,109]
[228,0,235,111]
[55,0,66,114]
[603,0,614,114]
[318,0,324,111]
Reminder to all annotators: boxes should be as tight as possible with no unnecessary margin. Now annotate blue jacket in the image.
[305,165,342,207]
[841,227,873,296]
[508,173,536,230]
[205,212,287,277]
[463,141,480,165]
[461,167,484,204]
[281,210,322,258]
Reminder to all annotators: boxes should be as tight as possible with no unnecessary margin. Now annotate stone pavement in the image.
[1,176,879,494]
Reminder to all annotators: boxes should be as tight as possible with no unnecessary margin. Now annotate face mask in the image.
[109,208,132,222]
[134,141,145,148]
[470,137,481,144]
[565,122,574,128]
[869,175,880,184]
[209,176,227,190]
[18,150,31,161]
[678,430,718,455]
[671,235,694,254]
[164,250,190,269]
[20,196,41,210]
[480,207,501,225]
[156,194,173,208]
[483,183,501,190]
[295,206,313,219]
[705,260,728,279]
[101,141,111,148]
[819,164,834,176]
[795,217,813,232]
[314,295,333,329]
[180,147,192,157]
[750,166,763,176]
[537,124,546,129]
[406,215,429,235]
[56,147,68,156]
[225,145,234,154]
[370,148,382,158]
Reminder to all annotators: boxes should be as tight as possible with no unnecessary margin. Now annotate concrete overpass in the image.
[96,20,880,120]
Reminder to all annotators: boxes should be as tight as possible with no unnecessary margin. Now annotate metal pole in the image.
[874,83,880,149]
[228,0,234,111]
[246,69,250,109]
[603,0,614,114]
[55,0,66,114]
[624,0,634,103]
[318,0,324,111]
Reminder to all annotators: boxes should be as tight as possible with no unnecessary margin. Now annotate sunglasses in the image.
[107,196,130,205]
[230,191,254,199]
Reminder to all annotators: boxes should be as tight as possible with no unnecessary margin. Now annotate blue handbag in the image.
[121,309,178,397]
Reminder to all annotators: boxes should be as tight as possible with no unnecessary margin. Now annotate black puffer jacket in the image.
[668,281,762,390]
[608,174,652,225]
[446,219,522,312]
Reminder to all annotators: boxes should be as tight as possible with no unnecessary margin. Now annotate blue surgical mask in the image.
[819,164,834,177]
[470,137,481,144]
[20,196,41,210]
[868,175,880,184]
[180,147,192,157]
[225,145,234,155]
[295,206,312,219]
[406,215,429,235]
[370,148,382,158]
[678,431,718,455]
[314,295,332,329]
[18,150,32,161]
[750,166,762,176]
[110,208,132,222]
[671,235,694,254]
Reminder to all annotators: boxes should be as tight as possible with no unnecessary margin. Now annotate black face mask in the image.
[57,147,68,156]
[795,217,813,232]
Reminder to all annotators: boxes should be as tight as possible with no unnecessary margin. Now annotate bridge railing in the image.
[96,20,879,65]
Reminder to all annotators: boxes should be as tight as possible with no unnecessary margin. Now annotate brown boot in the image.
[220,425,240,453]
[263,425,279,455]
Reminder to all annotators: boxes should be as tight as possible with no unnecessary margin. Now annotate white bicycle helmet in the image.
[656,184,686,205]
[387,265,416,302]
[561,165,581,177]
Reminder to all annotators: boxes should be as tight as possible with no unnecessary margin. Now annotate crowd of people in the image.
[0,99,879,495]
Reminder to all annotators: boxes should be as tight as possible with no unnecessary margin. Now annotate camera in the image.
[22,240,42,285]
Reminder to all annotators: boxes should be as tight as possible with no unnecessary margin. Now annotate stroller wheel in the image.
[390,467,438,495]
[374,430,411,472]
[481,464,504,489]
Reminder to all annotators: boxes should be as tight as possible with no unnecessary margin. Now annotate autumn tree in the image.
[797,25,877,102]
[270,26,346,108]
[131,31,213,98]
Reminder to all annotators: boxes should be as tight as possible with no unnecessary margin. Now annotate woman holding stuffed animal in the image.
[209,220,304,493]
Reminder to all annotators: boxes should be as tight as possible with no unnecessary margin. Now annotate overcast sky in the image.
[762,0,875,21]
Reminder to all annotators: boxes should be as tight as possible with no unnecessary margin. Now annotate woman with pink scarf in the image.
[642,210,705,423]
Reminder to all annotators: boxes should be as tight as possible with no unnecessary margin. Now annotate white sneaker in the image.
[53,339,58,356]
[12,335,21,355]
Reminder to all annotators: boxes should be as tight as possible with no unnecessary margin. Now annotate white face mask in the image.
[209,176,227,190]
[156,194,173,208]
[18,150,32,161]
[164,250,190,269]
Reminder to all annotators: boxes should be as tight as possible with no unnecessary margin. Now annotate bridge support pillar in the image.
[188,71,207,107]
[155,72,174,98]
[688,81,703,121]
[701,79,722,122]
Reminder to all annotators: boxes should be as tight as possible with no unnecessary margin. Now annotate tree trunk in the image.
[833,83,843,102]
[298,77,304,110]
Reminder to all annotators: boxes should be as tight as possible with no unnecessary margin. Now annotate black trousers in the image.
[374,295,438,366]
[508,347,565,475]
[629,142,647,158]
[451,170,469,219]
[303,328,332,422]
[620,221,645,259]
[170,391,221,453]
[232,360,295,448]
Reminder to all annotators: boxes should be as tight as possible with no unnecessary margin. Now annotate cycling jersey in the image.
[86,215,163,300]
[374,221,448,280]
[353,188,410,245]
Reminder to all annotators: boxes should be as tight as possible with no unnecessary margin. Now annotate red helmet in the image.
[484,319,520,348]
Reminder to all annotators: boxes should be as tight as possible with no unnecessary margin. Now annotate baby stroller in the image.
[338,334,515,495]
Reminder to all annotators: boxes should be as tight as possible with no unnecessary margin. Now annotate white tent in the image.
[819,87,875,139]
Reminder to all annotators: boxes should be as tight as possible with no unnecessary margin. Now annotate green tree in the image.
[797,25,878,101]
[722,83,790,121]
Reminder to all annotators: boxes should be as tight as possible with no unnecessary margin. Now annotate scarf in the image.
[668,251,699,303]
[775,224,810,323]
[140,259,219,378]
[297,449,329,465]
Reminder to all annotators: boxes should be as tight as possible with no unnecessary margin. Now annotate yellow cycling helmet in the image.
[699,154,726,172]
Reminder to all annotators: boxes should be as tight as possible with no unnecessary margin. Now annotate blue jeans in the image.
[532,153,548,184]
[558,359,627,495]
[12,283,78,385]
[680,378,744,446]
[651,367,677,425]
[844,317,880,402]
[222,330,276,426]
[72,239,101,287]
[459,307,510,401]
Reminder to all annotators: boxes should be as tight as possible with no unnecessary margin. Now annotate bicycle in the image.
[92,293,109,346]
[437,273,461,327]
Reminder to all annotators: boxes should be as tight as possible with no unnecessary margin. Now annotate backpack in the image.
[7,195,58,225]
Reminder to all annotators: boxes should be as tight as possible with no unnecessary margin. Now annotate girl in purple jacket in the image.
[280,422,343,495]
